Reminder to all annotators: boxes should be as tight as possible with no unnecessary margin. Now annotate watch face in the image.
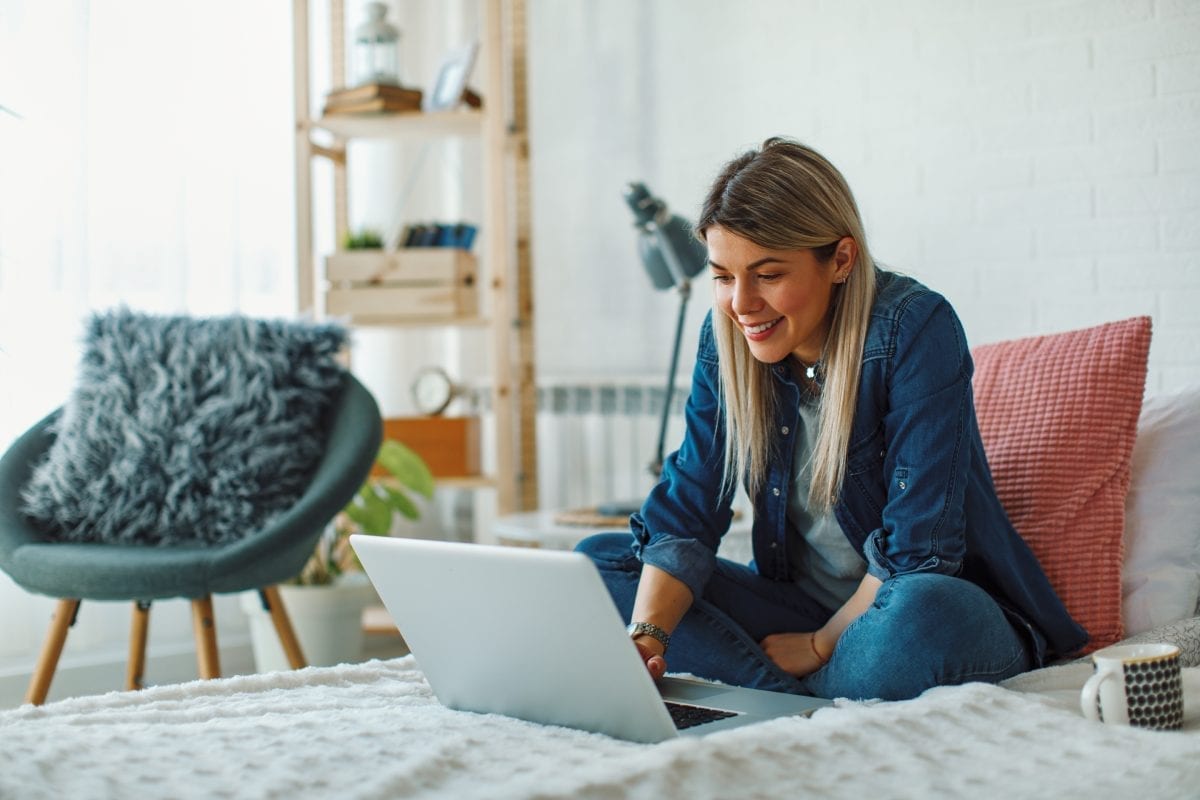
[412,367,453,415]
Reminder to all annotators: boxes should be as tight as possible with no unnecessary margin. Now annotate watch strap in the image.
[627,621,671,652]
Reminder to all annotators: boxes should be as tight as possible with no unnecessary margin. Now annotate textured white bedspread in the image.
[2,657,1198,799]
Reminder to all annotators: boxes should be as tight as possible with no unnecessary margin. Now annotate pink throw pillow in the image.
[971,317,1152,653]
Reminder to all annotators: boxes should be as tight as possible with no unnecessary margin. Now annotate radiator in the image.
[454,377,755,561]
[534,377,687,512]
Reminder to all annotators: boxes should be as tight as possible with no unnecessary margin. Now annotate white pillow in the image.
[1121,386,1200,635]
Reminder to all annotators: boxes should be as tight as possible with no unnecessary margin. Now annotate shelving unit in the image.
[291,0,538,516]
[313,109,484,140]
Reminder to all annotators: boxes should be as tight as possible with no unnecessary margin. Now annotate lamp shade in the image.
[624,183,707,290]
[636,236,674,291]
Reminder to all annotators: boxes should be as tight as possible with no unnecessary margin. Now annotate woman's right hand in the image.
[633,638,668,681]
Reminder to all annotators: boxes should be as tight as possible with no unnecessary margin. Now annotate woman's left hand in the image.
[760,632,829,678]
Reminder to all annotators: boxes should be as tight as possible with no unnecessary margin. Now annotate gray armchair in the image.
[0,372,382,704]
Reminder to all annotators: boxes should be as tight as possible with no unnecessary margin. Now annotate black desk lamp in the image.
[595,183,708,517]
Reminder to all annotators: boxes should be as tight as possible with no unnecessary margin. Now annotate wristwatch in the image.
[627,621,671,652]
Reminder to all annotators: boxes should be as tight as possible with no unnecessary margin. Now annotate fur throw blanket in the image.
[21,309,347,546]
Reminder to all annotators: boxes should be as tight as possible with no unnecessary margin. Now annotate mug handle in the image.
[1080,670,1112,721]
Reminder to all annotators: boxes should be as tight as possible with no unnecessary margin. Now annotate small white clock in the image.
[411,366,458,416]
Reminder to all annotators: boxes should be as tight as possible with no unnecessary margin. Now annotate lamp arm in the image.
[650,279,691,477]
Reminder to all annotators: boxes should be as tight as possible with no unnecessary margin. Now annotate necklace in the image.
[794,356,823,385]
[796,340,829,385]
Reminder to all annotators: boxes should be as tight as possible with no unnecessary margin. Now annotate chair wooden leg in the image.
[190,595,221,679]
[259,586,307,669]
[25,598,80,706]
[126,601,151,690]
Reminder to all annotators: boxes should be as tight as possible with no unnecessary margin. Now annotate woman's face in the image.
[707,225,853,366]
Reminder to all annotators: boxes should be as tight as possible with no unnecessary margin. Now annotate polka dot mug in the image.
[1080,643,1184,731]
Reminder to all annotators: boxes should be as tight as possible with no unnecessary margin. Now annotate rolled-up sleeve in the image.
[630,315,733,600]
[861,295,971,582]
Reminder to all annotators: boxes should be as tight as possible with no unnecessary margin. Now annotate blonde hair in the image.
[697,138,876,513]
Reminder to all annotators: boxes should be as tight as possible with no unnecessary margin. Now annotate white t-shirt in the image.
[786,398,867,613]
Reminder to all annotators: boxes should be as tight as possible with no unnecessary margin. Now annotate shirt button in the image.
[898,480,907,490]
[770,541,777,549]
[772,487,780,496]
[781,426,790,435]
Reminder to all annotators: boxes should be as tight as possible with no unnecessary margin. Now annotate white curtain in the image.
[0,1,295,668]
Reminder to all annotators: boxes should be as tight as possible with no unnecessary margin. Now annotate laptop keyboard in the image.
[664,701,739,730]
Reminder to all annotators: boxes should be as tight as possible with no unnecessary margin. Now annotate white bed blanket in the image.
[2,657,1198,799]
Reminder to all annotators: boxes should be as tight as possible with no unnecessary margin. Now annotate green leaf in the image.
[344,484,393,536]
[383,485,420,520]
[376,440,435,498]
[343,228,383,249]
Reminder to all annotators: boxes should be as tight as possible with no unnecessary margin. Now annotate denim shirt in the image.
[630,268,1088,663]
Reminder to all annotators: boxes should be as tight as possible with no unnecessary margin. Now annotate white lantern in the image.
[353,2,401,86]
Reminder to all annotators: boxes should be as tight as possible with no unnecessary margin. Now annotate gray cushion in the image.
[0,374,383,600]
[1099,615,1200,668]
[20,309,347,546]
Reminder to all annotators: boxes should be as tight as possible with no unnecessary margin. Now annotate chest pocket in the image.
[847,425,885,476]
[845,425,887,518]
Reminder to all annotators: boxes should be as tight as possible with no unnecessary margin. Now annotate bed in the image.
[3,324,1200,798]
[1,630,1198,799]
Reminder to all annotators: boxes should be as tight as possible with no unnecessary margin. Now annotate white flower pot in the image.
[240,573,379,673]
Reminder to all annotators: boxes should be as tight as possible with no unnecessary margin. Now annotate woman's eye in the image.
[757,273,781,282]
[711,274,733,284]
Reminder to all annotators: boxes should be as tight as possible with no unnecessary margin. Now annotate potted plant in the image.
[343,227,384,250]
[241,439,434,671]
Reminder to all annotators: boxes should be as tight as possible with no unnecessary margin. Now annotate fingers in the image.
[758,632,825,678]
[645,654,667,680]
[635,641,668,681]
[760,634,784,664]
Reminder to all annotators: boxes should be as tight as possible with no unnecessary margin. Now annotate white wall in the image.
[0,0,299,707]
[527,0,1200,395]
[2,0,1196,707]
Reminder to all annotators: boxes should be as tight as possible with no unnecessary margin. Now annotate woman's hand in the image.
[764,575,880,677]
[628,564,692,683]
[760,632,830,678]
[633,637,668,681]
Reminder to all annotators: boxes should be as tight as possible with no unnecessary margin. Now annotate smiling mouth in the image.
[743,318,782,335]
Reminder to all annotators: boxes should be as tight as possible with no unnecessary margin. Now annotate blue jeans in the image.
[577,533,1034,701]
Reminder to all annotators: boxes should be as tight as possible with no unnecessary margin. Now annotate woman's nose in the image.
[731,280,762,316]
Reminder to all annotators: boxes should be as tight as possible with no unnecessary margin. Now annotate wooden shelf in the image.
[294,0,537,516]
[362,603,400,636]
[330,314,491,329]
[437,475,499,490]
[378,474,498,491]
[308,109,483,141]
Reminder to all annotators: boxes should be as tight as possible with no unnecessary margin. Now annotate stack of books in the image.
[399,222,478,249]
[323,83,423,115]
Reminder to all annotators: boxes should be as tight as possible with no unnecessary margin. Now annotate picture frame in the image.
[424,42,480,112]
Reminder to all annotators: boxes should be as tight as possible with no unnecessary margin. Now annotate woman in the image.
[577,138,1086,701]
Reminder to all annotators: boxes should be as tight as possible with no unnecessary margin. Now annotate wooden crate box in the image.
[325,248,478,322]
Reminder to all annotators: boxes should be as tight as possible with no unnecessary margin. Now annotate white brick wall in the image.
[529,0,1200,394]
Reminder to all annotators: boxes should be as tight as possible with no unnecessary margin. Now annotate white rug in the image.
[1,657,1198,799]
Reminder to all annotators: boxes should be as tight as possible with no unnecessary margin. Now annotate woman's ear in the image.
[833,237,858,283]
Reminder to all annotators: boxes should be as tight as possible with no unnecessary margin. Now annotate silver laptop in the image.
[350,535,830,743]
